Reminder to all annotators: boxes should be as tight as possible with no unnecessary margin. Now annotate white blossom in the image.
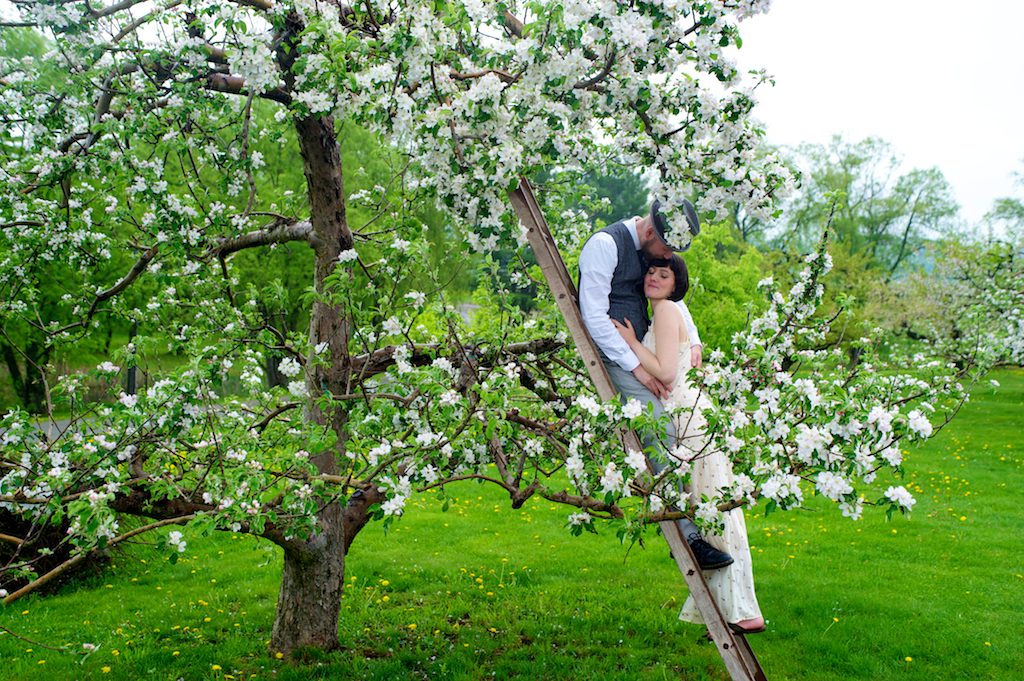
[167,530,187,553]
[624,448,647,473]
[815,471,853,501]
[599,462,625,495]
[621,398,643,420]
[278,357,302,378]
[906,410,933,438]
[884,485,916,511]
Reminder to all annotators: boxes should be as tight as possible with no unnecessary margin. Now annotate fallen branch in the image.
[2,514,195,605]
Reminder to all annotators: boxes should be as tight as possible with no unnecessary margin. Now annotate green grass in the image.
[2,369,1022,680]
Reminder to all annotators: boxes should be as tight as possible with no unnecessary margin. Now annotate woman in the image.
[613,255,765,635]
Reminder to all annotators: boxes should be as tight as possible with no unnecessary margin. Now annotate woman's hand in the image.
[611,318,638,346]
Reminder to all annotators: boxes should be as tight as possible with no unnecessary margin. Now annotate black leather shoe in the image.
[687,533,733,570]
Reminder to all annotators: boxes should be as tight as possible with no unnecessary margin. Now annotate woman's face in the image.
[644,265,675,300]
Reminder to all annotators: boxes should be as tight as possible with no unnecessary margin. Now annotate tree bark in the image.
[269,492,346,654]
[267,109,353,655]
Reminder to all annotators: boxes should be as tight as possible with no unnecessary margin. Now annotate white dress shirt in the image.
[578,218,701,372]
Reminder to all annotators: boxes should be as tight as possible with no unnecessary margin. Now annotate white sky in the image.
[734,0,1024,225]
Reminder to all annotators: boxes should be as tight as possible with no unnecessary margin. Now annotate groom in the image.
[578,198,733,570]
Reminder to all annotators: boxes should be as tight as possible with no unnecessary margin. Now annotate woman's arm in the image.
[612,300,681,384]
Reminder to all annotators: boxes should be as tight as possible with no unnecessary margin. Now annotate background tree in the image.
[872,232,1024,369]
[681,221,767,352]
[984,160,1024,239]
[576,166,650,228]
[776,136,958,279]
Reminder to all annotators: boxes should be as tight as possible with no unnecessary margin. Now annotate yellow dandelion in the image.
[904,657,912,663]
[102,667,111,673]
[408,623,417,631]
[212,664,222,671]
[275,652,284,659]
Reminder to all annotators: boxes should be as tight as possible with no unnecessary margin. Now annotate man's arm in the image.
[578,233,640,371]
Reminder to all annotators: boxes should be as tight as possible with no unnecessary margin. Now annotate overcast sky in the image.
[734,0,1024,225]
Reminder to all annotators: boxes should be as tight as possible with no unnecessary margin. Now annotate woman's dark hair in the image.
[647,255,689,301]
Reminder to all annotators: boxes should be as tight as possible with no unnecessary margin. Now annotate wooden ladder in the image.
[508,178,767,681]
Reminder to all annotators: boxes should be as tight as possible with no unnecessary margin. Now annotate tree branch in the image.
[500,9,524,38]
[2,514,195,605]
[205,73,292,105]
[539,490,624,518]
[48,244,160,337]
[209,220,313,259]
[574,47,617,91]
[0,532,25,546]
[349,337,563,380]
[251,401,300,433]
[450,68,516,84]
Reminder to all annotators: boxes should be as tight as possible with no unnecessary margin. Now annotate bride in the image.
[613,255,765,635]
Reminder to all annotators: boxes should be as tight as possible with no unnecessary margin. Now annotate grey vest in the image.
[582,221,649,360]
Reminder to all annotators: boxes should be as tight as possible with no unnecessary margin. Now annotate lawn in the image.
[1,369,1022,680]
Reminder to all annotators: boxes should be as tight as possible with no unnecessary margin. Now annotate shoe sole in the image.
[669,552,735,571]
[700,558,734,570]
[728,622,766,635]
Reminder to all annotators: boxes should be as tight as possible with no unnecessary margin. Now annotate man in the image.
[578,198,733,570]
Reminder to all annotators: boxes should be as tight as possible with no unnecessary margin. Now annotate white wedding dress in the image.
[642,301,762,625]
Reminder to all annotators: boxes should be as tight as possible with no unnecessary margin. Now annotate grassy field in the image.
[1,369,1022,680]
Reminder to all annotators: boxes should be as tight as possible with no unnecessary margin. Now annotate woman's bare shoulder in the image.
[651,299,683,324]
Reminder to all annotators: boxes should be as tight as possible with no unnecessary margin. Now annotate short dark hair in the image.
[647,255,689,301]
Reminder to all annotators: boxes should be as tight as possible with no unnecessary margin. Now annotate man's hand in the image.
[690,345,703,370]
[633,364,669,399]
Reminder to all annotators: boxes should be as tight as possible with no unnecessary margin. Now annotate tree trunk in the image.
[0,341,26,406]
[1,339,49,413]
[268,107,354,654]
[24,339,49,413]
[269,498,345,654]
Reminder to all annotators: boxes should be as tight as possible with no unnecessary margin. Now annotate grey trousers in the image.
[604,362,699,539]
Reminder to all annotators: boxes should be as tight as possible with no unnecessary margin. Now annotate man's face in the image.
[639,223,673,260]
